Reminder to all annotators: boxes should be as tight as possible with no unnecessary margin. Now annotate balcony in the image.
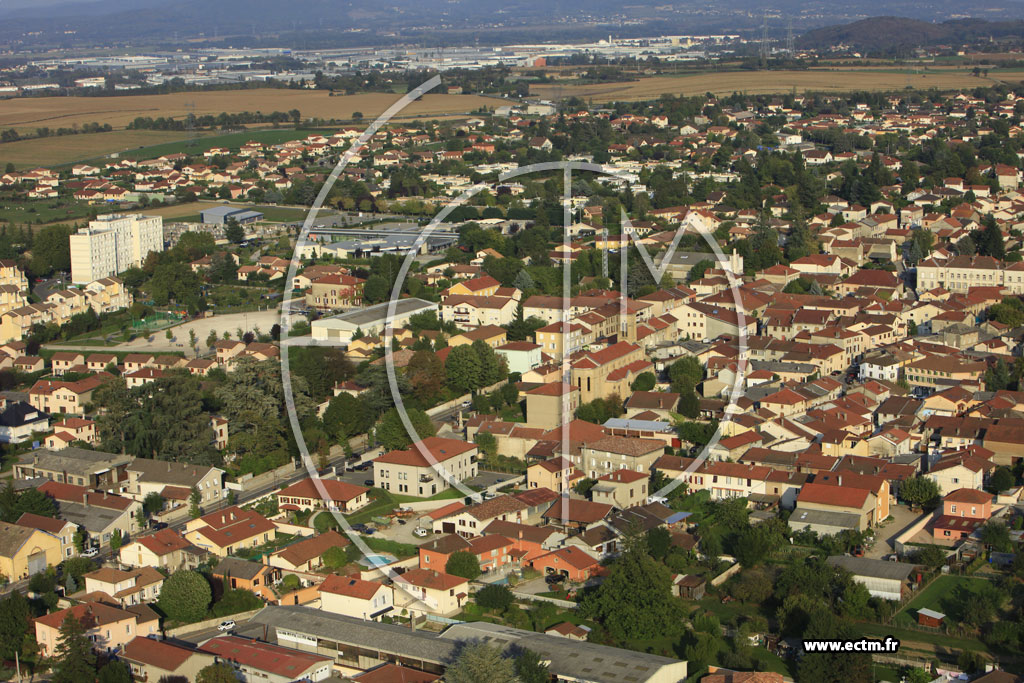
[419,474,434,483]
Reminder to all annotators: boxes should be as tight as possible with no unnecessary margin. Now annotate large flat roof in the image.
[827,555,918,581]
[313,298,436,328]
[17,447,131,475]
[251,606,687,683]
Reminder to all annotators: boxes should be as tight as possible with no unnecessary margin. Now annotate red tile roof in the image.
[120,637,198,672]
[375,437,476,467]
[133,528,193,556]
[198,636,331,676]
[319,574,388,600]
[797,482,870,509]
[277,478,369,502]
[944,488,992,504]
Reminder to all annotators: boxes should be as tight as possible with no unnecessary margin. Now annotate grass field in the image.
[529,69,992,102]
[0,197,94,225]
[0,89,498,134]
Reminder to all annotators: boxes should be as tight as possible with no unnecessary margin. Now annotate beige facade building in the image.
[373,437,478,497]
[574,435,665,480]
[70,213,164,284]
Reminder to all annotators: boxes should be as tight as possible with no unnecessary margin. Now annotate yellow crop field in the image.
[529,69,991,102]
[0,129,213,168]
[0,90,498,134]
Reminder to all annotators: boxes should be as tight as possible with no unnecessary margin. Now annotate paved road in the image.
[866,503,925,559]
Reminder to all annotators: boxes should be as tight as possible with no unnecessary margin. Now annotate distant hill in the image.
[798,16,1024,53]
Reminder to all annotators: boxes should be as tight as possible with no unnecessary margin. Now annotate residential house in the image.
[118,528,206,573]
[318,574,394,621]
[0,520,61,580]
[120,637,217,682]
[268,530,350,573]
[184,506,277,557]
[82,566,164,607]
[35,601,160,657]
[276,478,370,513]
[933,488,993,542]
[372,437,478,498]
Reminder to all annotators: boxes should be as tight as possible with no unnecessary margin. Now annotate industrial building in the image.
[200,205,265,225]
[310,298,437,343]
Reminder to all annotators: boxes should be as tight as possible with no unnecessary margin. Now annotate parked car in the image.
[351,523,370,533]
[363,479,374,487]
[81,547,99,558]
[413,527,429,538]
[217,620,236,632]
[545,573,565,585]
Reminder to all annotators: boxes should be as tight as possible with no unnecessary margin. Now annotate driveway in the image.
[465,470,519,490]
[867,503,926,559]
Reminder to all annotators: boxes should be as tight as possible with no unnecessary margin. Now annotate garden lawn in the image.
[893,575,996,629]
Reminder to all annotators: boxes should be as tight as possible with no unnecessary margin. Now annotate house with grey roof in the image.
[13,447,132,488]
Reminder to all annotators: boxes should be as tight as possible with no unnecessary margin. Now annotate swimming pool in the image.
[358,553,398,567]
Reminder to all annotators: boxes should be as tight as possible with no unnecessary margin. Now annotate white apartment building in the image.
[70,214,164,283]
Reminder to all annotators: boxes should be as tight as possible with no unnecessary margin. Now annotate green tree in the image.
[731,569,773,604]
[903,667,932,683]
[375,407,435,450]
[514,648,550,683]
[224,218,245,244]
[981,520,1013,552]
[445,550,482,581]
[51,612,97,683]
[913,545,948,568]
[197,662,239,683]
[445,643,517,683]
[158,570,212,623]
[645,526,671,560]
[98,660,132,683]
[110,528,123,552]
[630,372,657,391]
[475,584,514,612]
[580,531,684,641]
[0,590,29,661]
[475,431,498,458]
[899,476,940,510]
[143,492,165,515]
[189,486,202,519]
[29,224,74,276]
[445,344,482,394]
[989,466,1015,493]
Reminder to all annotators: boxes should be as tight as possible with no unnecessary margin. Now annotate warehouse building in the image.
[826,555,919,601]
[311,298,437,343]
[200,205,265,225]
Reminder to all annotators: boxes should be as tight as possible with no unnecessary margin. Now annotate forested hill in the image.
[798,16,1024,53]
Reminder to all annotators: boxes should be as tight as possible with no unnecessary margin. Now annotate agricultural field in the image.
[0,129,208,169]
[0,89,498,134]
[528,68,992,102]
